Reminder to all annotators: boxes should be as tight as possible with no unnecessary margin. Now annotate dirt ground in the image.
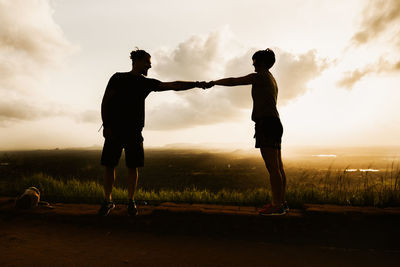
[1,197,400,266]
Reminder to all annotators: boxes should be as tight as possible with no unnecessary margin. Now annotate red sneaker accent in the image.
[258,203,286,216]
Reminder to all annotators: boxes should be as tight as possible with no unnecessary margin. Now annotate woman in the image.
[208,49,288,215]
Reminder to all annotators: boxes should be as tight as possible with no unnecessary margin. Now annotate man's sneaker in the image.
[98,200,115,216]
[283,201,289,213]
[258,203,286,216]
[127,200,138,216]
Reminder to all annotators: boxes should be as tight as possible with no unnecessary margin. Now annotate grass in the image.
[0,173,269,206]
[1,149,399,208]
[1,166,399,208]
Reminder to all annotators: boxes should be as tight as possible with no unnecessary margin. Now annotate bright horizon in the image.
[1,0,400,150]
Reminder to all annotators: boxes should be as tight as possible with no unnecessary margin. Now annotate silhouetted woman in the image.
[209,49,288,215]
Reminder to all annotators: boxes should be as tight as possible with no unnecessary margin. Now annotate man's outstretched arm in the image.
[157,81,208,91]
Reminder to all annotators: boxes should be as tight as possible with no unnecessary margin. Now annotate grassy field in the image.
[0,148,399,207]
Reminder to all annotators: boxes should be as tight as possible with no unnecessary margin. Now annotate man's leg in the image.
[104,166,116,202]
[127,167,139,201]
[98,166,117,216]
[125,138,143,216]
[260,147,283,205]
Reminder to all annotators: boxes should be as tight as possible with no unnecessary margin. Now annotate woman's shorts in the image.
[254,117,283,149]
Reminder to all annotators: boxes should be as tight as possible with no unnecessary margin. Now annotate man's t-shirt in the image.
[101,72,162,132]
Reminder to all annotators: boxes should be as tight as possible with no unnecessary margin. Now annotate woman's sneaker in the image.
[127,200,138,216]
[258,203,286,216]
[98,200,115,216]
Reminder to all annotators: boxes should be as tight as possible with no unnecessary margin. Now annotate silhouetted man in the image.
[99,49,207,216]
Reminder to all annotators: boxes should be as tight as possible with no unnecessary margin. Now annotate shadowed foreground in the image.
[1,197,400,266]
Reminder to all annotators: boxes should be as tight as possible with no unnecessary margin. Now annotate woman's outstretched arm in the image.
[212,73,256,87]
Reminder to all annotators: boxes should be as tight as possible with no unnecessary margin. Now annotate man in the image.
[99,49,207,216]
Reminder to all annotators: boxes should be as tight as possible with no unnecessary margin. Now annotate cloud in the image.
[270,49,328,105]
[74,110,99,124]
[0,97,99,126]
[147,29,243,130]
[337,58,400,89]
[0,101,42,126]
[153,30,225,81]
[339,0,400,89]
[216,48,328,108]
[0,99,68,126]
[147,31,327,130]
[337,68,372,89]
[0,0,74,125]
[351,0,400,45]
[395,61,400,70]
[146,96,241,130]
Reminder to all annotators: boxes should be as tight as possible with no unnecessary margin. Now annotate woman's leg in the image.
[278,149,287,201]
[260,147,283,205]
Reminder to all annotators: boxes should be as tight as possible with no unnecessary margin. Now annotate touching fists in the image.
[196,81,215,90]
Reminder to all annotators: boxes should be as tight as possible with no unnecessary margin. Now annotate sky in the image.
[0,0,399,150]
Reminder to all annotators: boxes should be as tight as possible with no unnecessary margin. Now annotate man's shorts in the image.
[101,131,144,168]
[254,117,283,149]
